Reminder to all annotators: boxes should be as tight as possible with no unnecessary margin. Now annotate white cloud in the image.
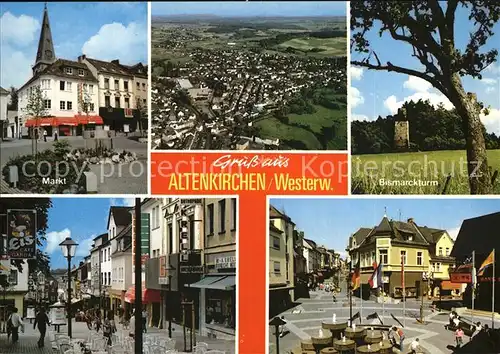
[76,236,95,257]
[481,78,497,86]
[350,66,363,81]
[45,229,72,254]
[111,198,135,207]
[403,76,432,92]
[350,87,364,108]
[351,113,369,121]
[337,250,348,260]
[447,227,461,241]
[0,12,40,47]
[81,22,147,64]
[0,44,33,88]
[481,108,500,136]
[486,86,496,94]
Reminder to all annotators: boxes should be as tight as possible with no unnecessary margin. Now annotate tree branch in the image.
[351,60,448,95]
[445,0,458,40]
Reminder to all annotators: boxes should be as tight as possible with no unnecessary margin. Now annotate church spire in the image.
[33,3,56,75]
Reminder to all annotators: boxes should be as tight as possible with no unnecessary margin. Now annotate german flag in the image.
[478,250,495,276]
[351,259,360,290]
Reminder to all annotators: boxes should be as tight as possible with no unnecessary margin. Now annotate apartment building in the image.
[347,216,456,298]
[269,205,295,316]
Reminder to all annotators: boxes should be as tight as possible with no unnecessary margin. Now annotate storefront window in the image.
[205,289,235,329]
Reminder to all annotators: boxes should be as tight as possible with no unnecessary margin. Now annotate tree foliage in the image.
[7,87,18,111]
[352,99,500,154]
[0,198,52,280]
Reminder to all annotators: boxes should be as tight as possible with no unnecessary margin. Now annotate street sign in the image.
[180,265,204,274]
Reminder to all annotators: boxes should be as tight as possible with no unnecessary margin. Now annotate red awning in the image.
[25,118,54,127]
[75,115,104,125]
[124,284,161,304]
[53,117,78,126]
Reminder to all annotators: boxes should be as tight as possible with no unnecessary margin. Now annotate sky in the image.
[152,1,346,17]
[350,3,500,135]
[42,198,135,269]
[270,198,500,259]
[0,2,148,89]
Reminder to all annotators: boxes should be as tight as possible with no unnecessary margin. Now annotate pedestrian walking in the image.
[54,131,58,141]
[455,326,464,348]
[332,290,337,303]
[33,307,50,348]
[142,308,148,333]
[393,326,405,351]
[475,321,483,335]
[129,311,135,338]
[95,312,102,332]
[9,307,24,344]
[103,311,116,346]
[43,129,47,142]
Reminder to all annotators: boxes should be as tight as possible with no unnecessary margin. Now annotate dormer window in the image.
[78,69,85,76]
[65,67,73,75]
[408,235,413,241]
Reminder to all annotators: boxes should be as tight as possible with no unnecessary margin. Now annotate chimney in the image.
[78,54,86,62]
[407,218,414,224]
[111,59,120,65]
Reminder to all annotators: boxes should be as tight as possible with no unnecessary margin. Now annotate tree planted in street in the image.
[351,1,500,194]
[24,85,48,156]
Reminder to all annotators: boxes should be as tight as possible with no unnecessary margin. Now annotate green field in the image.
[255,116,323,149]
[255,101,347,150]
[352,150,500,194]
[278,37,346,56]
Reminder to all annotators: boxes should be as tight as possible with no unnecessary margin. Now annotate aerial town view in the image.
[0,2,148,194]
[151,1,347,150]
[269,198,500,354]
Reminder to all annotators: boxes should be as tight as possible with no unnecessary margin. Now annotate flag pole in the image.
[472,251,475,330]
[492,249,495,329]
[402,255,406,328]
[382,285,385,324]
[360,275,363,322]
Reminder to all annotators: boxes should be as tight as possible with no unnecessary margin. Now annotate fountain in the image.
[332,313,336,323]
[319,328,324,338]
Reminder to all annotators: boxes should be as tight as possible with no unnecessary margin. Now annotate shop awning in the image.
[75,115,104,125]
[25,118,54,127]
[441,280,462,290]
[124,284,161,304]
[53,117,78,126]
[188,275,236,290]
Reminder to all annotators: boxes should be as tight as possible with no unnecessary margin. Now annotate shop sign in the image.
[7,209,37,259]
[180,265,204,274]
[215,256,236,269]
[124,108,133,118]
[50,307,66,325]
[159,278,169,285]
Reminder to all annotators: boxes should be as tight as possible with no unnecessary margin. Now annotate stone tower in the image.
[394,108,410,150]
[33,3,56,75]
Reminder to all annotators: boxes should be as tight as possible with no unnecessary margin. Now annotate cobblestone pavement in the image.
[270,288,500,354]
[0,319,235,353]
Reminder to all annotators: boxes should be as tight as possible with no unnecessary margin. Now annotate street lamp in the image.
[59,237,78,338]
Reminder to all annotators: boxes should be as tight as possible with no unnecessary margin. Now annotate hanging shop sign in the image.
[6,209,37,259]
